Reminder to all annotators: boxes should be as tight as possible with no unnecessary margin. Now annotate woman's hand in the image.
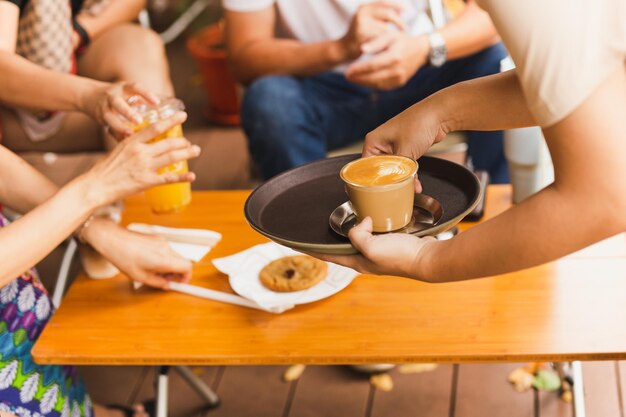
[83,219,192,289]
[363,97,449,192]
[309,217,438,281]
[79,81,161,138]
[79,111,200,208]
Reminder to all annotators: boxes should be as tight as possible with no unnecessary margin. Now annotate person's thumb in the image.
[349,217,375,256]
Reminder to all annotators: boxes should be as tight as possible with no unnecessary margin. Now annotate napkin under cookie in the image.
[212,242,359,309]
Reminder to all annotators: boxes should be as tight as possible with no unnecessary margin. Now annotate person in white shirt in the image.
[313,0,626,283]
[224,0,508,180]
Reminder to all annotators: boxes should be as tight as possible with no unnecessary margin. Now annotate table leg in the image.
[571,361,586,417]
[156,366,169,417]
[174,366,220,408]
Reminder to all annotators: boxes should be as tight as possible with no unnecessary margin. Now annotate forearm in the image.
[0,51,106,112]
[0,178,95,285]
[420,66,626,282]
[0,146,57,213]
[228,38,349,84]
[438,0,499,60]
[432,70,536,133]
[420,185,616,282]
[76,0,145,40]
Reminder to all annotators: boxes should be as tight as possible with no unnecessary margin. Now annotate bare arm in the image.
[317,65,626,282]
[0,3,158,135]
[0,51,107,112]
[420,65,626,281]
[438,69,533,131]
[0,114,199,287]
[225,7,349,84]
[0,176,93,285]
[361,70,534,159]
[76,0,145,41]
[0,146,57,214]
[437,0,499,60]
[0,2,18,50]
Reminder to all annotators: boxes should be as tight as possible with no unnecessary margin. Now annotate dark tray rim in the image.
[244,154,482,255]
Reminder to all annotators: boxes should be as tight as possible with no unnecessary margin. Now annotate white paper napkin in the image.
[168,242,212,262]
[127,223,222,262]
[213,242,359,310]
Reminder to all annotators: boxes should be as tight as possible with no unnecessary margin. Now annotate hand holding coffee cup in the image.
[340,155,418,233]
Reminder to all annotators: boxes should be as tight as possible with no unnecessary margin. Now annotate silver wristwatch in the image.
[428,31,447,68]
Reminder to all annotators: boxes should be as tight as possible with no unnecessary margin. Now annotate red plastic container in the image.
[186,23,240,125]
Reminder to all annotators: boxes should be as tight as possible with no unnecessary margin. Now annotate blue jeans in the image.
[242,43,509,182]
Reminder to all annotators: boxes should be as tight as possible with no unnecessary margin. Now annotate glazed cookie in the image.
[260,256,328,292]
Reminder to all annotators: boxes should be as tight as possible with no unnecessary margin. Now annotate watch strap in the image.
[428,31,447,67]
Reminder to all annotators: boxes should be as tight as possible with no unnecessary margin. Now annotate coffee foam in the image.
[341,156,416,186]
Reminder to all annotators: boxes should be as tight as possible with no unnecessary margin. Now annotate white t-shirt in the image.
[477,0,626,127]
[223,0,435,43]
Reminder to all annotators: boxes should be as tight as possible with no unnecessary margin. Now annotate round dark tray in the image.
[245,154,481,254]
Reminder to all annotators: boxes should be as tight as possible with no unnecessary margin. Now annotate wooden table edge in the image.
[31,351,626,366]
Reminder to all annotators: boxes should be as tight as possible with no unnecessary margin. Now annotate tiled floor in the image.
[80,362,625,417]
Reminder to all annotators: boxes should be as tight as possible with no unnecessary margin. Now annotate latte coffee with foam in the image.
[341,155,416,187]
[340,156,418,232]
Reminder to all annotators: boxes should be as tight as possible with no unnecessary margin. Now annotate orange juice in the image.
[133,98,191,214]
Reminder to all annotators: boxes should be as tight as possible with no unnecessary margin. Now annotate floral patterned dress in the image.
[0,215,92,417]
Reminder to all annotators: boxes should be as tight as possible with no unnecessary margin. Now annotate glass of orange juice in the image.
[132,98,192,214]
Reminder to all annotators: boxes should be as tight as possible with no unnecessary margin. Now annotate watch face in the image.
[430,50,446,67]
[428,33,447,68]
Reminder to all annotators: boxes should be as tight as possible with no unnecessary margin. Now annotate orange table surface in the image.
[32,185,626,365]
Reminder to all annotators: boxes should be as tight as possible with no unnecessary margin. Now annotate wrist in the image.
[409,35,430,70]
[74,79,107,114]
[329,38,358,64]
[81,217,119,250]
[68,173,107,211]
[422,88,458,140]
[53,178,100,232]
[411,239,443,283]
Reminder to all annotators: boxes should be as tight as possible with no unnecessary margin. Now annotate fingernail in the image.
[191,145,201,153]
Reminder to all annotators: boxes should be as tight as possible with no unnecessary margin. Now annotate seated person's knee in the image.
[242,76,303,136]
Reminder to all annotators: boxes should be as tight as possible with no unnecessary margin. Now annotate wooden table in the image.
[33,186,626,366]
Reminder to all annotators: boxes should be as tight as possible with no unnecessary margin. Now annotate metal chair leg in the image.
[157,0,211,44]
[553,362,586,417]
[175,366,220,408]
[154,366,220,415]
[156,366,169,417]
